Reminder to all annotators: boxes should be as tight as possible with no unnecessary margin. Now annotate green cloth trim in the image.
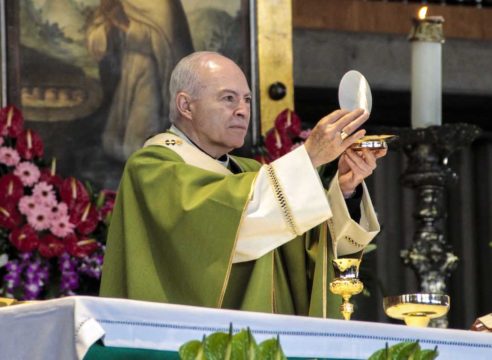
[83,342,356,360]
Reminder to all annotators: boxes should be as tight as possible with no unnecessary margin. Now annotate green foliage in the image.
[179,327,285,360]
[368,341,439,360]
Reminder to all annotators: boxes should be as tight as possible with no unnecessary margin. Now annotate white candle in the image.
[410,7,445,129]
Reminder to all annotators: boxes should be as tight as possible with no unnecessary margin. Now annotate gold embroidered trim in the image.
[266,165,299,236]
[272,251,277,314]
[344,235,364,248]
[321,222,328,319]
[327,218,337,257]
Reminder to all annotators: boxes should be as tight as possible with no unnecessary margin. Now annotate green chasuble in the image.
[100,139,342,319]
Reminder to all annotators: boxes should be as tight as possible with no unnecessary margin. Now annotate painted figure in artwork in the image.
[87,0,194,161]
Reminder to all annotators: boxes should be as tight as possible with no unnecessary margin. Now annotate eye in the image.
[223,95,235,102]
[244,97,252,104]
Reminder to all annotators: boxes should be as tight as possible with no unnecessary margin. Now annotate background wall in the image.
[291,1,492,329]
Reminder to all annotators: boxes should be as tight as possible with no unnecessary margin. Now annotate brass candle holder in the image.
[383,293,450,327]
[329,258,364,320]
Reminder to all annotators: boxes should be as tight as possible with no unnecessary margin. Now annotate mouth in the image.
[229,125,248,131]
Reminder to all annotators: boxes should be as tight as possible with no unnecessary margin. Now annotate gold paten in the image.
[329,258,364,320]
[351,135,396,151]
[384,293,450,327]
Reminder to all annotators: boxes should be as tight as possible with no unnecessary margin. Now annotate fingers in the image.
[342,129,366,149]
[316,109,350,127]
[373,148,388,159]
[335,109,369,134]
[345,149,373,174]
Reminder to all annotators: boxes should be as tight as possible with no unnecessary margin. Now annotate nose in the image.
[234,99,250,118]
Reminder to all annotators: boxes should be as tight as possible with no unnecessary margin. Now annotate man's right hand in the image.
[304,109,368,168]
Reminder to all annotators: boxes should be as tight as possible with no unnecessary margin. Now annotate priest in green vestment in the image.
[100,51,387,319]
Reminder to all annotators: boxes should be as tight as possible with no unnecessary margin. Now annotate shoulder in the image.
[230,155,262,172]
[127,145,184,166]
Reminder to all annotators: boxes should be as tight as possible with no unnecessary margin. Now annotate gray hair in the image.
[168,51,223,123]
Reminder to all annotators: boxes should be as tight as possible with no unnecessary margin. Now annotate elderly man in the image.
[100,51,386,318]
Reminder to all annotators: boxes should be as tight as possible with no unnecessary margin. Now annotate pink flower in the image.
[0,147,21,166]
[14,162,41,187]
[47,201,68,221]
[50,214,74,238]
[26,205,51,231]
[32,181,56,206]
[18,195,37,216]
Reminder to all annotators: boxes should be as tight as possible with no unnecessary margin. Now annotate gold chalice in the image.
[329,258,364,320]
[383,293,450,327]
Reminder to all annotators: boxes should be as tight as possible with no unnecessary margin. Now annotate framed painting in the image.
[0,0,6,107]
[3,0,255,190]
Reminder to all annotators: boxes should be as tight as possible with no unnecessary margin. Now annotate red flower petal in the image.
[0,202,22,230]
[9,224,39,252]
[264,128,292,160]
[65,233,99,258]
[0,105,24,138]
[0,174,24,203]
[16,129,44,160]
[70,202,98,235]
[59,177,90,209]
[274,109,302,138]
[39,169,64,189]
[38,234,65,258]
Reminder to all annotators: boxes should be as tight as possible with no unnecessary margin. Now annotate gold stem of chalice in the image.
[329,258,364,320]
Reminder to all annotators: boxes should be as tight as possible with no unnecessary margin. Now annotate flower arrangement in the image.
[0,105,115,300]
[254,109,311,164]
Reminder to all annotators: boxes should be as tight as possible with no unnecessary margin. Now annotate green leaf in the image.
[232,328,259,360]
[178,340,204,360]
[388,341,420,360]
[95,191,106,209]
[363,243,377,254]
[415,348,439,360]
[258,337,286,360]
[368,348,387,360]
[203,332,231,360]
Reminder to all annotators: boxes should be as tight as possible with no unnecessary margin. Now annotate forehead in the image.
[198,58,251,95]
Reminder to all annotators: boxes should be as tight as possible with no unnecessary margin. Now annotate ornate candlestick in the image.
[395,123,481,328]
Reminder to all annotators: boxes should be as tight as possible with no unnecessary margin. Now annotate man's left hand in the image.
[338,148,387,198]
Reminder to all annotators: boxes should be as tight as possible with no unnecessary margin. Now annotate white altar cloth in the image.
[0,296,491,359]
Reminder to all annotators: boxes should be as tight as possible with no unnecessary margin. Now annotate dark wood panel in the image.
[293,0,492,41]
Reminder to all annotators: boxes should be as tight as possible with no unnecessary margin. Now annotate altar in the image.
[0,296,490,359]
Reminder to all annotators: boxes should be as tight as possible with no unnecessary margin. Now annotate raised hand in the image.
[304,109,368,168]
[338,148,387,197]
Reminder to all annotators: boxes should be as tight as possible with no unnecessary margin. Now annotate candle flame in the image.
[418,6,428,20]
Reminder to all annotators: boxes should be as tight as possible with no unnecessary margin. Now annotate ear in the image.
[176,92,193,121]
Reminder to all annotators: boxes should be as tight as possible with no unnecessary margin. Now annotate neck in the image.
[171,123,229,159]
